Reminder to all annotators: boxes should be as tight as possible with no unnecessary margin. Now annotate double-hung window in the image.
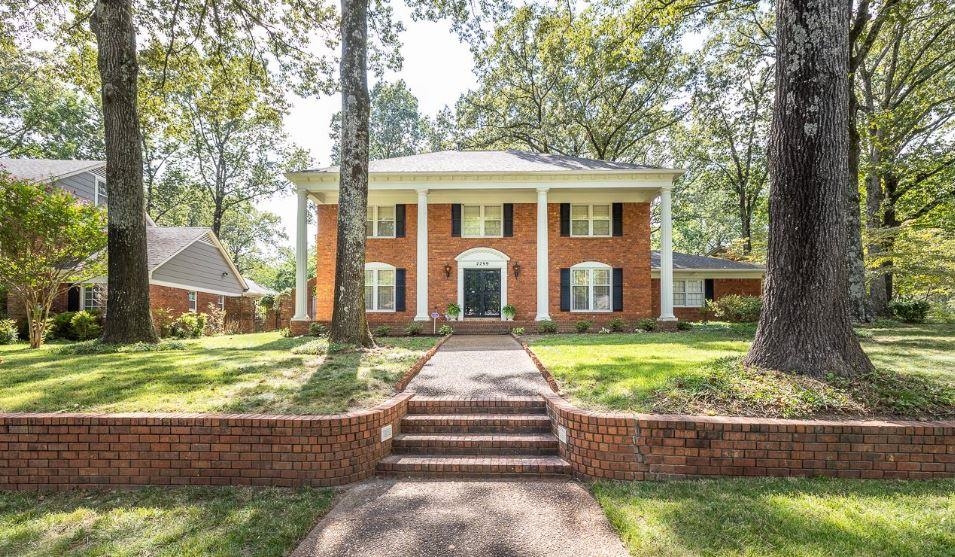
[366,206,396,238]
[570,204,611,237]
[217,295,225,310]
[571,264,612,312]
[674,280,704,307]
[364,265,396,312]
[81,284,105,312]
[188,291,198,312]
[462,205,503,237]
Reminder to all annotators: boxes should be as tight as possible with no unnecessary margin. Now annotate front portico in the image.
[455,247,509,320]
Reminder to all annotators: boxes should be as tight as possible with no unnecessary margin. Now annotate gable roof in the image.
[146,227,210,271]
[0,158,105,182]
[651,251,765,272]
[243,278,276,297]
[294,150,669,175]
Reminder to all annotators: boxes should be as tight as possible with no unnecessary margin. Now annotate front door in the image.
[463,269,502,318]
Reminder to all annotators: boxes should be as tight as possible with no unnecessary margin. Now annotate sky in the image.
[261,5,477,247]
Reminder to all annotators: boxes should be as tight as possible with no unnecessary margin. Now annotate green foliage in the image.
[511,327,526,336]
[889,299,931,324]
[445,303,461,318]
[53,340,188,356]
[677,321,693,331]
[438,324,454,335]
[70,310,101,341]
[707,295,762,322]
[279,327,293,338]
[373,325,392,337]
[404,323,423,336]
[308,322,329,337]
[171,312,207,339]
[635,318,658,332]
[151,308,176,338]
[608,317,627,332]
[537,320,558,334]
[0,319,17,344]
[574,320,593,333]
[48,311,78,340]
[258,294,276,311]
[501,304,516,319]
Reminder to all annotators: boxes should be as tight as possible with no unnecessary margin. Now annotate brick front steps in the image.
[378,396,571,479]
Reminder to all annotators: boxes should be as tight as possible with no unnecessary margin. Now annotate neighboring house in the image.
[285,150,764,332]
[0,158,263,332]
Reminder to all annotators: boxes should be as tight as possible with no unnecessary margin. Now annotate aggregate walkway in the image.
[406,335,551,397]
[291,480,629,557]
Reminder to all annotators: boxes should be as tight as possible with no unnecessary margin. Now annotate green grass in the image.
[0,332,437,414]
[527,323,955,417]
[593,478,955,557]
[0,486,333,557]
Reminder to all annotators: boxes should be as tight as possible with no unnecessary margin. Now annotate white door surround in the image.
[455,247,509,321]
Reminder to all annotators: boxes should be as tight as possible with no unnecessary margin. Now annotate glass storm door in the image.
[463,269,502,317]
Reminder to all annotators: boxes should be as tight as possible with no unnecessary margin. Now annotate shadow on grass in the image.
[593,478,955,557]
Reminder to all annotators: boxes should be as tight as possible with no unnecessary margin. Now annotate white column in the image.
[292,187,310,321]
[659,186,676,321]
[535,187,551,321]
[414,188,429,321]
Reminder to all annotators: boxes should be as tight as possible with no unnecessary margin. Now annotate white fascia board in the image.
[149,279,244,297]
[650,269,765,279]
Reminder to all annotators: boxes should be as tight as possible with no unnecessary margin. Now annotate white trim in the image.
[535,187,551,321]
[188,290,198,312]
[673,279,706,308]
[460,204,504,238]
[93,175,106,206]
[364,262,397,313]
[658,187,676,321]
[569,204,612,237]
[49,164,107,183]
[79,283,106,312]
[455,247,509,321]
[414,188,429,321]
[366,205,397,238]
[293,187,310,320]
[569,262,613,313]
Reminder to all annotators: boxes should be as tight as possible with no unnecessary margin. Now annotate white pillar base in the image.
[535,314,552,321]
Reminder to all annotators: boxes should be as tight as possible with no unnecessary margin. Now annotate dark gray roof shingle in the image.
[0,158,105,181]
[651,251,764,271]
[298,150,664,174]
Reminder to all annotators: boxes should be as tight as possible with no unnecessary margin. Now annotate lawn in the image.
[593,478,955,557]
[0,486,333,557]
[0,332,437,414]
[527,323,955,417]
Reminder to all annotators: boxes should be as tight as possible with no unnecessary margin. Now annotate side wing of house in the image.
[54,170,107,207]
[151,235,245,296]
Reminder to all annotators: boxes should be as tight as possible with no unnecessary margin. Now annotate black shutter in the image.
[559,268,570,311]
[612,203,623,236]
[503,203,514,237]
[395,204,406,237]
[395,268,406,312]
[559,203,570,236]
[612,268,624,312]
[704,279,715,301]
[451,204,462,237]
[67,285,80,311]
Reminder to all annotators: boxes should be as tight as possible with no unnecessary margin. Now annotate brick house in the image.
[1,158,269,332]
[285,150,763,332]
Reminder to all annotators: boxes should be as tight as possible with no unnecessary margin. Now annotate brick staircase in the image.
[377,397,570,479]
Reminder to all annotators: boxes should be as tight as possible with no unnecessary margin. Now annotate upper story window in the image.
[365,263,396,312]
[571,204,612,237]
[81,284,105,312]
[188,291,198,312]
[674,280,704,307]
[366,206,396,238]
[462,204,503,237]
[571,262,612,312]
[93,177,108,206]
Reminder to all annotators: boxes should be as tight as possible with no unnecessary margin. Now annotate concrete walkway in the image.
[406,335,551,397]
[292,480,629,557]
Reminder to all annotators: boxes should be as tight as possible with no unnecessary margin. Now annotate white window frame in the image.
[188,291,197,312]
[364,262,397,313]
[569,262,613,313]
[674,279,705,308]
[570,204,612,238]
[217,295,225,310]
[93,176,106,206]
[366,205,397,238]
[80,284,105,312]
[461,204,504,238]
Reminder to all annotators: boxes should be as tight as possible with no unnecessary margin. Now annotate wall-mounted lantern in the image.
[513,262,521,278]
[443,263,452,279]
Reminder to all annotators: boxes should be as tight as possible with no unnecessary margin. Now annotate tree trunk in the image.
[744,0,873,378]
[329,0,373,347]
[91,0,158,344]
[865,138,890,316]
[846,90,872,322]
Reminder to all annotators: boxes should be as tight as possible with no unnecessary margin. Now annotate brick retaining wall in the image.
[543,393,955,480]
[0,393,412,491]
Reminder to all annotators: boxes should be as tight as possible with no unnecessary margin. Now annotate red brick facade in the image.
[543,393,955,480]
[651,277,763,321]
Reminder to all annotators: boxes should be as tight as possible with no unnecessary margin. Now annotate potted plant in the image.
[501,304,516,321]
[446,302,461,321]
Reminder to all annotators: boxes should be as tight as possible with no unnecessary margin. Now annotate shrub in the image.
[676,320,693,331]
[152,307,176,338]
[373,325,392,337]
[405,323,423,336]
[889,299,930,324]
[308,322,329,337]
[707,295,762,322]
[279,327,293,338]
[0,319,17,344]
[438,324,454,335]
[445,302,461,320]
[258,293,276,312]
[70,310,101,341]
[608,317,626,332]
[574,320,592,333]
[205,303,226,336]
[511,326,525,336]
[537,320,558,334]
[171,312,206,338]
[502,304,516,320]
[635,318,658,332]
[49,311,78,340]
